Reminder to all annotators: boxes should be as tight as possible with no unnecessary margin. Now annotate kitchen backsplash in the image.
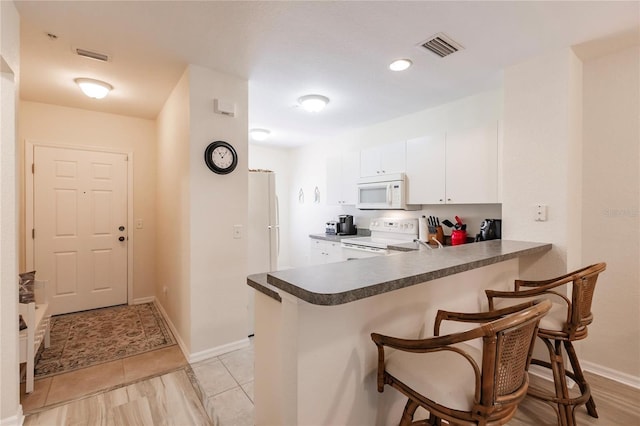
[335,203,502,240]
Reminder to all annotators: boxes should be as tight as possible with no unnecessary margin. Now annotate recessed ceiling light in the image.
[389,59,413,71]
[74,78,113,99]
[250,128,271,141]
[298,94,330,113]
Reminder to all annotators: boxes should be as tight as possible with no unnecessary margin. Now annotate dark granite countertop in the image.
[309,231,371,242]
[252,240,551,306]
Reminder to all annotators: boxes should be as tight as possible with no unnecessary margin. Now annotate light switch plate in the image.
[233,224,243,239]
[534,204,548,222]
[136,219,143,229]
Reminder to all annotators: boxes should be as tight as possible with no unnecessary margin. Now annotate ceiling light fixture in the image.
[389,59,413,71]
[298,94,330,113]
[250,128,271,141]
[74,78,113,99]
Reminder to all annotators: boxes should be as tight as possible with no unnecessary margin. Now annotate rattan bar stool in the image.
[371,299,551,426]
[485,262,606,426]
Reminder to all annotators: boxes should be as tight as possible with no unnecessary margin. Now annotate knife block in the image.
[428,226,444,246]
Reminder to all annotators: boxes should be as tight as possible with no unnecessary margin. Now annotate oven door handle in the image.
[341,243,387,253]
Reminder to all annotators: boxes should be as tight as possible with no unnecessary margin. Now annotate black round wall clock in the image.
[204,141,238,175]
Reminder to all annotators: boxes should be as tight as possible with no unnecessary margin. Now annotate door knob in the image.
[118,236,125,242]
[119,226,125,231]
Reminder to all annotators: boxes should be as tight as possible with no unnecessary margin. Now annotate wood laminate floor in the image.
[23,369,211,426]
[509,372,640,425]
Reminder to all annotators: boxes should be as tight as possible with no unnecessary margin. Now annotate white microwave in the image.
[356,173,418,210]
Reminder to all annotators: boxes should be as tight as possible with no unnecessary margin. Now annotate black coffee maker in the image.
[476,219,502,241]
[337,215,357,235]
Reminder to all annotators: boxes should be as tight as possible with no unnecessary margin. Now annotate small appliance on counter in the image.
[476,219,502,241]
[442,216,467,246]
[337,214,357,235]
[325,221,339,235]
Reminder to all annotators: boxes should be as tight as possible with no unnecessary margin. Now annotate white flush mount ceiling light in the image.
[389,59,413,71]
[74,78,113,99]
[298,94,330,113]
[250,128,271,141]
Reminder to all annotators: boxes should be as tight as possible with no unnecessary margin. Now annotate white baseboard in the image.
[583,360,640,390]
[153,300,251,364]
[189,338,251,364]
[1,406,24,426]
[132,296,155,305]
[152,300,190,362]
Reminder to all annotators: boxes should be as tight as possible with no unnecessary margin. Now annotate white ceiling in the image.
[15,1,639,148]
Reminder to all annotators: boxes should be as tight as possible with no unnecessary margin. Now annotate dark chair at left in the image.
[371,299,551,426]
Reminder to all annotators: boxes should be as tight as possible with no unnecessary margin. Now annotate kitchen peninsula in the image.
[248,240,551,426]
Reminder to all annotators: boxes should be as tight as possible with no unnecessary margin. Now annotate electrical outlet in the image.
[534,204,548,222]
[233,224,243,239]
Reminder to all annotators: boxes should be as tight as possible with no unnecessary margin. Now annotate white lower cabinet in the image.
[405,121,499,204]
[309,238,344,264]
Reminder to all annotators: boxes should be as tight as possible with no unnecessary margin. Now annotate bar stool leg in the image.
[400,399,419,426]
[564,340,598,418]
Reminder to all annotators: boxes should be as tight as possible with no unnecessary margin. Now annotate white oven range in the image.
[341,218,418,259]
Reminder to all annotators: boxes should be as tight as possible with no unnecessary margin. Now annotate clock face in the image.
[204,141,238,174]
[212,146,234,169]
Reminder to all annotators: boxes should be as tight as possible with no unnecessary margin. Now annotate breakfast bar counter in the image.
[249,240,551,426]
[249,240,551,305]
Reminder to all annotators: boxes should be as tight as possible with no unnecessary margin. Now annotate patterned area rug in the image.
[34,303,176,379]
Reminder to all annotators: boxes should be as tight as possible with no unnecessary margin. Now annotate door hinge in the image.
[32,228,35,239]
[32,163,34,174]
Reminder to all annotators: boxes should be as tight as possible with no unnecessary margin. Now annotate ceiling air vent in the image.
[74,48,110,62]
[419,33,464,58]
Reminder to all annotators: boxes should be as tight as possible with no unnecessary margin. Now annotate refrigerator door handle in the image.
[275,195,280,257]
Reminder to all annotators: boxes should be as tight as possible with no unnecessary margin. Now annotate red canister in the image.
[451,230,467,246]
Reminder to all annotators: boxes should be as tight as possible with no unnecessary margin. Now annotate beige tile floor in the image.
[191,344,255,426]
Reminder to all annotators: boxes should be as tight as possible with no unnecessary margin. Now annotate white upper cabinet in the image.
[326,151,360,205]
[360,140,406,177]
[445,122,498,204]
[405,121,499,204]
[405,133,446,204]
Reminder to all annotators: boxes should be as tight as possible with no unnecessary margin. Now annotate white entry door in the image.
[33,146,128,315]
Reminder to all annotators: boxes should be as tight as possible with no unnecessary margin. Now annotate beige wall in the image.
[0,0,21,421]
[188,64,248,355]
[502,48,583,277]
[503,45,640,382]
[18,102,158,301]
[581,45,640,378]
[156,68,192,350]
[156,65,249,358]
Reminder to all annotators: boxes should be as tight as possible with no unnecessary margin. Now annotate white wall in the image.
[0,0,21,422]
[18,102,158,301]
[188,64,249,355]
[248,144,293,269]
[287,90,503,267]
[581,45,639,379]
[156,68,192,350]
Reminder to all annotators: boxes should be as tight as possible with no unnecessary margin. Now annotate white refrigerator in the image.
[247,170,279,336]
